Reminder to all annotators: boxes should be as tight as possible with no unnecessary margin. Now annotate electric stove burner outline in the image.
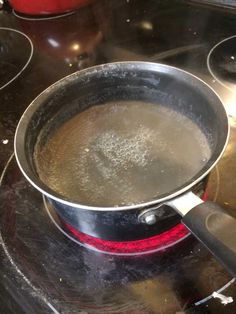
[13,9,75,21]
[0,27,33,90]
[207,35,236,93]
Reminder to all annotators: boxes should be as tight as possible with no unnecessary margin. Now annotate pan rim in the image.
[14,61,230,211]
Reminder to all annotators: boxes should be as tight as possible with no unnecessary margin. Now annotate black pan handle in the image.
[167,192,236,277]
[183,201,236,277]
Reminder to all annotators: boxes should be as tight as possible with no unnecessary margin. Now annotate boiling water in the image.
[34,101,211,206]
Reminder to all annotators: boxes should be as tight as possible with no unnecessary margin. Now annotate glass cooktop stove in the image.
[1,1,236,313]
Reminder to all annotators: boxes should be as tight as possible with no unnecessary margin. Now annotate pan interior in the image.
[34,100,211,207]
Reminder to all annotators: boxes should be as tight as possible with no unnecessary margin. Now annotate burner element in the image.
[44,188,209,255]
[207,35,236,92]
[66,189,208,254]
[45,198,190,255]
[65,221,190,254]
[0,27,33,90]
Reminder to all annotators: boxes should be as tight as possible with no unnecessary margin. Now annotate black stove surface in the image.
[1,1,236,313]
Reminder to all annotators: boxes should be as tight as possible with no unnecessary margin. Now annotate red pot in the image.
[8,0,91,15]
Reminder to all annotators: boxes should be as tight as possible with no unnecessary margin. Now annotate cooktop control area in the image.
[0,1,236,313]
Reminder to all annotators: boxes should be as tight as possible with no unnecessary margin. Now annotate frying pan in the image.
[14,62,236,277]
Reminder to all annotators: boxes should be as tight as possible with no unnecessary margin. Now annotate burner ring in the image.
[207,35,236,93]
[12,9,75,21]
[0,27,33,90]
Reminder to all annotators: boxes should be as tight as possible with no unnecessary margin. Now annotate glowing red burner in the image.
[64,222,190,254]
[45,184,208,255]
